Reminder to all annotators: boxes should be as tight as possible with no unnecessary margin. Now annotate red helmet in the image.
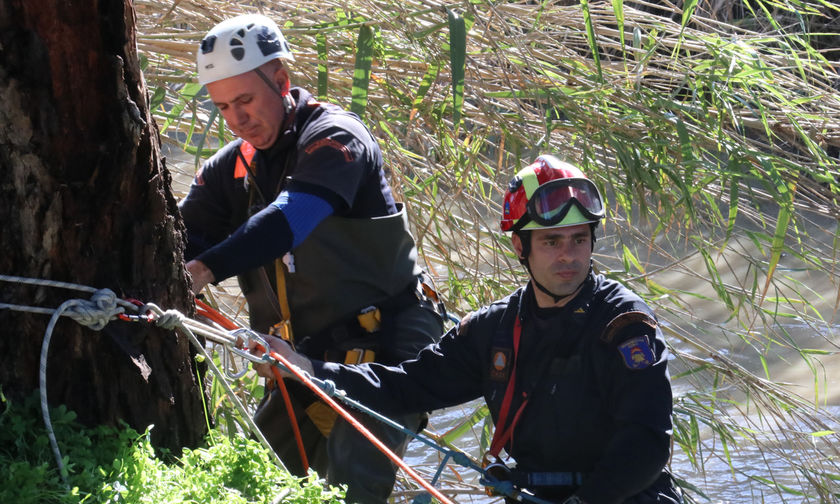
[500,155,604,232]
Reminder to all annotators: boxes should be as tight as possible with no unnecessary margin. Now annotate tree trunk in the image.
[0,0,206,450]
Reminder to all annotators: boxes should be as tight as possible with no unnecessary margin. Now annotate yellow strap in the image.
[344,348,376,365]
[305,400,339,438]
[273,259,294,344]
[357,307,381,333]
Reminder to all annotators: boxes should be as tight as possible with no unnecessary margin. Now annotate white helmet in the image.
[197,14,295,85]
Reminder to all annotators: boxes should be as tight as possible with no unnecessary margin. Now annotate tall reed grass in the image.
[137,0,840,500]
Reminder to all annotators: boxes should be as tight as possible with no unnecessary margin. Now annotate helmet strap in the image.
[254,66,296,127]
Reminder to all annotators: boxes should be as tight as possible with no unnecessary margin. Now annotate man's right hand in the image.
[249,333,314,379]
[186,259,215,294]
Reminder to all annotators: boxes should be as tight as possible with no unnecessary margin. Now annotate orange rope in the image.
[194,299,452,503]
[267,348,455,504]
[195,299,309,471]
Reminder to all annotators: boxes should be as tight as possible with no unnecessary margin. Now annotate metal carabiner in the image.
[220,344,249,380]
[117,298,154,323]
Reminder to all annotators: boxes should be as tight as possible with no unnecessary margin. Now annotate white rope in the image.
[1,274,287,481]
[34,289,130,488]
[144,303,288,471]
[1,276,136,487]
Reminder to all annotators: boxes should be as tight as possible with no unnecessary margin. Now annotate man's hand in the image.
[249,333,314,379]
[186,259,215,294]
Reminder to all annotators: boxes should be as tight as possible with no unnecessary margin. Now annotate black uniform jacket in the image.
[312,272,675,503]
[179,86,396,274]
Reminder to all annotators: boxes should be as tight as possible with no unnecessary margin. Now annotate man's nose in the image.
[230,106,248,127]
[554,241,573,260]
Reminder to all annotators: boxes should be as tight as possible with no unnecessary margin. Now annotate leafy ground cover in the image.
[0,392,345,504]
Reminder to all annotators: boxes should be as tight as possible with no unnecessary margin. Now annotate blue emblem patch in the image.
[617,336,655,370]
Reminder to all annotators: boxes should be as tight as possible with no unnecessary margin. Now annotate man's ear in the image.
[511,232,524,261]
[275,65,289,85]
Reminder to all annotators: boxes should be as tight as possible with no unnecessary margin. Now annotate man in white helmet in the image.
[254,156,684,504]
[179,14,445,504]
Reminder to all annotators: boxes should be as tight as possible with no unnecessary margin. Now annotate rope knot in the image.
[65,289,124,330]
[321,379,337,397]
[155,309,186,330]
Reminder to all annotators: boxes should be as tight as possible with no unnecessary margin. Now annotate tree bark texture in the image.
[0,0,206,450]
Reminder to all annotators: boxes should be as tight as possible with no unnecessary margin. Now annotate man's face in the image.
[514,224,592,302]
[206,65,287,149]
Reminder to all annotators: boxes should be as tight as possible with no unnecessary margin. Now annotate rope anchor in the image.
[0,274,551,504]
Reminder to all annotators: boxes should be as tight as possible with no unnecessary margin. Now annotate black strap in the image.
[510,470,587,488]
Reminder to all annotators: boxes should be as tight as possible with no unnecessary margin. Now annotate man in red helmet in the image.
[255,155,683,504]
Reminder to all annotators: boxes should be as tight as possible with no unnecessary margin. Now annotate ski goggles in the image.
[522,177,605,229]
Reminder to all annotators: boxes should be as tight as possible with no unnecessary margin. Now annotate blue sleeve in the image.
[196,190,334,282]
[274,191,333,249]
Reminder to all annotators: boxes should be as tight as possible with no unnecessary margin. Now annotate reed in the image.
[137,0,840,501]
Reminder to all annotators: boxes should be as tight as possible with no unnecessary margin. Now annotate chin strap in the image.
[254,66,296,127]
[520,258,588,305]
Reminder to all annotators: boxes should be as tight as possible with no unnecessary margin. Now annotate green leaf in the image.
[160,82,203,133]
[412,63,440,110]
[611,0,625,51]
[440,404,489,444]
[149,86,166,110]
[580,0,602,81]
[350,24,375,118]
[316,33,329,100]
[448,9,466,127]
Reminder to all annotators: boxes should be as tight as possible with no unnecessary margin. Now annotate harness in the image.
[482,288,597,498]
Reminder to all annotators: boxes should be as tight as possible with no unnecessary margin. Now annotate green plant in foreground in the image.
[0,393,345,504]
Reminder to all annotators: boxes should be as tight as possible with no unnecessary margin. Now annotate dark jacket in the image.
[179,87,436,357]
[313,272,676,503]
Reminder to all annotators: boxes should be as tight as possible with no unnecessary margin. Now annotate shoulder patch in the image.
[600,310,657,344]
[489,347,512,381]
[617,336,655,370]
[304,137,354,162]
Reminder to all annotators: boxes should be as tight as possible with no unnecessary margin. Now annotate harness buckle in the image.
[482,454,511,496]
[356,305,381,333]
[344,348,376,365]
[269,319,295,349]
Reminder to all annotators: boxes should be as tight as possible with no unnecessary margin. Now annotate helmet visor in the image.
[527,177,604,226]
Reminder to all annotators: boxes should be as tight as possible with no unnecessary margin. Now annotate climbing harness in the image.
[0,274,553,504]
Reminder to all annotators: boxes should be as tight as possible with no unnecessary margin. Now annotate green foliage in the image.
[0,394,345,504]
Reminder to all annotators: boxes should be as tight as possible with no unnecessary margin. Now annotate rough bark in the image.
[0,0,206,450]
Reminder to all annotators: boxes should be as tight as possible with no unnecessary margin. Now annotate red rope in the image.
[195,299,309,471]
[267,348,455,504]
[195,299,453,503]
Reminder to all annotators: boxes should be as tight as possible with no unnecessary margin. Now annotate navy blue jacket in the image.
[179,87,396,280]
[313,272,675,503]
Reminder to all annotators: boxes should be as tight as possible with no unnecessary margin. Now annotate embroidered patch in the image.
[489,347,511,381]
[617,336,655,370]
[601,311,657,343]
[304,137,354,162]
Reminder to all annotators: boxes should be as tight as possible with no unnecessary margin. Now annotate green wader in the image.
[245,205,445,504]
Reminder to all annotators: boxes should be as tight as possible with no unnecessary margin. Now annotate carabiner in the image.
[118,298,154,323]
